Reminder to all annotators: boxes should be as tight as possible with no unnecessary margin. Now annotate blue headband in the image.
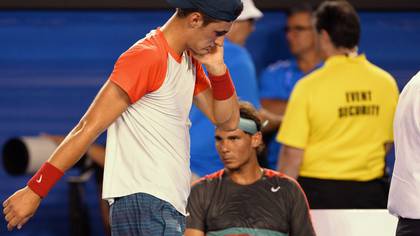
[239,117,258,134]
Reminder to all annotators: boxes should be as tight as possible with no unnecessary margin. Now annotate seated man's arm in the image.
[289,180,316,236]
[260,99,287,133]
[278,145,304,179]
[384,142,393,155]
[86,144,106,167]
[185,229,205,236]
[186,181,208,236]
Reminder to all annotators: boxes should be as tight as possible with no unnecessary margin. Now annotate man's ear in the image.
[187,12,204,29]
[320,29,331,44]
[251,132,262,148]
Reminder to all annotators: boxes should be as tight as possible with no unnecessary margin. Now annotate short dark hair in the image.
[315,0,360,49]
[239,102,261,133]
[238,101,265,157]
[176,8,220,26]
[169,0,243,22]
[286,3,314,18]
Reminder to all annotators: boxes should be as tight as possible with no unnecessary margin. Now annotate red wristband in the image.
[27,162,64,198]
[208,69,235,100]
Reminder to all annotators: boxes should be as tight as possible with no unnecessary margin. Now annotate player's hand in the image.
[3,186,42,231]
[192,37,226,76]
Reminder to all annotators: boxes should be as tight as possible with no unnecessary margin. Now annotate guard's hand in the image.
[192,37,226,76]
[3,186,41,231]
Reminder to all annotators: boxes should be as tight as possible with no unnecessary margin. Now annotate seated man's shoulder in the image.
[224,42,251,61]
[191,170,224,188]
[264,59,294,74]
[260,59,297,84]
[226,41,245,51]
[264,169,302,189]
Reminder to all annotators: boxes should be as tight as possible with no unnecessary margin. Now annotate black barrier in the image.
[2,138,29,176]
[68,174,93,236]
[0,0,420,10]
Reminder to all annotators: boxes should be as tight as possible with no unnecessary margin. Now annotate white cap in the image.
[236,0,263,21]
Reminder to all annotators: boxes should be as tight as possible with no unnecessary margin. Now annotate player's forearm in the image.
[25,118,105,199]
[48,119,104,172]
[206,64,239,130]
[212,94,239,131]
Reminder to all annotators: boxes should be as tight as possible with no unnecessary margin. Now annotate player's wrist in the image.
[24,186,43,201]
[205,63,226,76]
[27,162,64,198]
[208,69,235,100]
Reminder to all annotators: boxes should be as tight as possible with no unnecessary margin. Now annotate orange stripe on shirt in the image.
[109,31,168,103]
[110,29,210,103]
[192,56,210,96]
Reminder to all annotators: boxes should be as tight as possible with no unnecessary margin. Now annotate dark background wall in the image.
[1,0,420,10]
[0,9,419,236]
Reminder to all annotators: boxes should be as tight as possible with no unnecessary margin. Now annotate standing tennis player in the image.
[3,0,242,235]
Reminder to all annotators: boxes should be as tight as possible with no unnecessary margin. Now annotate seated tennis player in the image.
[185,102,315,236]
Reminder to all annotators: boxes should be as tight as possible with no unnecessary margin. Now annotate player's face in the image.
[285,12,318,57]
[188,20,232,55]
[215,128,259,171]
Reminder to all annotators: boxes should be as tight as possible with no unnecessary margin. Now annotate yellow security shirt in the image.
[277,54,399,181]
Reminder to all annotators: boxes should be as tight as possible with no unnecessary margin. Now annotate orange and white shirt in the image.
[102,29,209,215]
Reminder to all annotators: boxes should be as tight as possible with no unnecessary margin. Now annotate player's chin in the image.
[201,45,215,54]
[289,46,302,55]
[188,46,208,55]
[197,48,211,55]
[224,165,240,172]
[222,161,239,170]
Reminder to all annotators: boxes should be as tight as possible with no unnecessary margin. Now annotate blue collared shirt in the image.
[259,59,322,169]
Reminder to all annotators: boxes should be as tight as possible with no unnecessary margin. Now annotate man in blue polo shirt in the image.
[189,0,263,178]
[259,4,322,169]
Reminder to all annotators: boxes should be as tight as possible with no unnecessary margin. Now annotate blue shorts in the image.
[110,192,185,236]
